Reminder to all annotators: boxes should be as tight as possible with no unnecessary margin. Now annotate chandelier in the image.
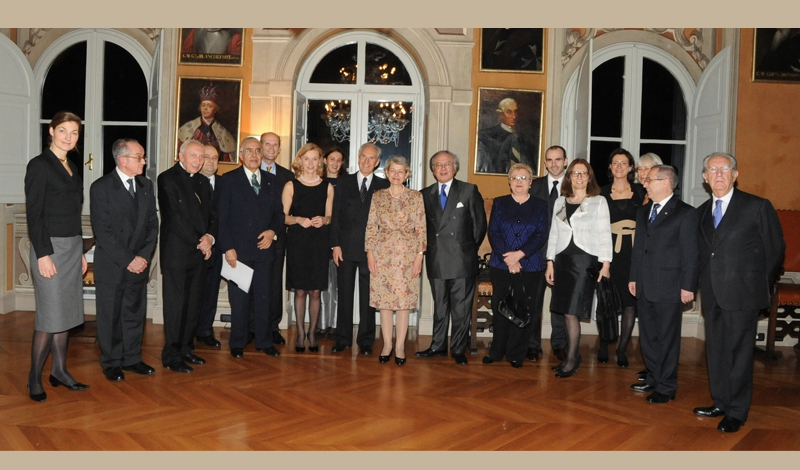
[322,100,411,147]
[322,100,351,143]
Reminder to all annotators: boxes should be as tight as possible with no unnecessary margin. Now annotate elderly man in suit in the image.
[693,152,784,433]
[157,139,218,373]
[90,139,159,381]
[218,137,284,358]
[330,143,390,355]
[528,145,569,363]
[628,165,699,404]
[416,150,487,365]
[260,132,295,346]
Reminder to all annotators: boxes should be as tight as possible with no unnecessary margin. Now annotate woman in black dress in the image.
[282,143,334,353]
[545,159,613,378]
[598,149,646,367]
[24,111,90,402]
[317,147,347,340]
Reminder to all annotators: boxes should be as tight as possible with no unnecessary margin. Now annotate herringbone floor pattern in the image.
[1,311,799,450]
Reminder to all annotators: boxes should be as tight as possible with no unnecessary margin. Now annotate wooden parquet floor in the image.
[1,310,799,451]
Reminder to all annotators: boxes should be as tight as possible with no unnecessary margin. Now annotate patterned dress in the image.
[365,187,427,310]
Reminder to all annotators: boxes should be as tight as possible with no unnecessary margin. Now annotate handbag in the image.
[590,264,621,342]
[496,285,531,329]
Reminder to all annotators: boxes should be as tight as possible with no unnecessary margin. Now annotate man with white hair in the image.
[476,97,539,174]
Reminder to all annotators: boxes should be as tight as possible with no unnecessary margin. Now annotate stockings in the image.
[380,310,409,358]
[294,289,321,348]
[616,306,636,360]
[29,330,75,394]
[563,314,582,371]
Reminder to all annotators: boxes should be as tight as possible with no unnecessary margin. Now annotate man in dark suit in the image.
[528,145,569,362]
[218,137,284,358]
[694,152,784,433]
[195,144,223,349]
[157,140,218,373]
[90,139,159,381]
[260,131,295,345]
[330,143,389,355]
[628,165,699,404]
[416,150,487,365]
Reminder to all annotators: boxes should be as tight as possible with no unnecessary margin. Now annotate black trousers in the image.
[95,276,148,369]
[526,271,546,352]
[228,258,274,350]
[638,298,683,396]
[335,258,376,349]
[269,234,287,332]
[429,276,476,356]
[196,251,223,338]
[490,268,543,363]
[703,287,759,422]
[161,262,205,365]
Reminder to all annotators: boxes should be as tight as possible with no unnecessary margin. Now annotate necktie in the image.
[648,203,660,226]
[360,177,367,202]
[440,183,448,209]
[549,181,558,210]
[713,199,723,228]
[266,164,273,174]
[127,178,135,198]
[251,173,260,195]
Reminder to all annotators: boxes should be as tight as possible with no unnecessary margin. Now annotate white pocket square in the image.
[456,202,464,208]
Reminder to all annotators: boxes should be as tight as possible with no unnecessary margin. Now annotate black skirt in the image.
[550,240,597,319]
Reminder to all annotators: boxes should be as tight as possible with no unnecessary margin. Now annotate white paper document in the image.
[220,260,254,293]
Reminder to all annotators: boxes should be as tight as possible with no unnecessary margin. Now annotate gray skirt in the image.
[30,236,84,332]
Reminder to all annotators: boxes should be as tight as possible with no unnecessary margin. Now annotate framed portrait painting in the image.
[480,28,545,73]
[179,28,244,66]
[175,77,242,164]
[474,87,544,176]
[752,28,800,83]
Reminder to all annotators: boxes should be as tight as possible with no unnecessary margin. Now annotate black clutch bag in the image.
[589,263,621,342]
[496,285,531,329]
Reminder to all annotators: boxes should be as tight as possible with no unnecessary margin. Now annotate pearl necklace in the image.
[389,186,404,199]
[300,174,321,184]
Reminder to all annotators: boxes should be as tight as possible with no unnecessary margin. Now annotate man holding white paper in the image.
[217,137,285,358]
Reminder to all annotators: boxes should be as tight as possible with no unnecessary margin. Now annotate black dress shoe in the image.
[121,362,156,375]
[415,348,447,358]
[258,347,280,357]
[27,384,46,402]
[331,343,350,353]
[718,416,744,433]
[182,353,206,365]
[379,354,391,364]
[103,367,125,381]
[395,356,406,366]
[630,383,655,392]
[597,346,609,363]
[272,331,286,345]
[195,335,221,348]
[693,405,725,417]
[637,369,650,381]
[525,348,541,362]
[646,391,675,404]
[555,355,581,378]
[49,374,90,391]
[454,354,468,365]
[165,361,193,374]
[230,348,244,359]
[552,348,567,362]
[482,356,495,364]
[360,347,373,356]
[510,361,523,369]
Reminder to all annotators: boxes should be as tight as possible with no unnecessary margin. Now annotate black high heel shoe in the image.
[379,349,392,363]
[616,350,629,368]
[307,334,319,352]
[295,336,306,353]
[551,361,565,371]
[395,356,406,366]
[597,342,609,363]
[555,355,582,378]
[27,383,46,402]
[48,374,89,391]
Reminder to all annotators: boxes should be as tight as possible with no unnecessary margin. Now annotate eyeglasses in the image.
[508,176,531,182]
[241,148,263,155]
[123,155,146,162]
[707,165,733,174]
[570,171,588,177]
[642,177,666,184]
[433,161,453,169]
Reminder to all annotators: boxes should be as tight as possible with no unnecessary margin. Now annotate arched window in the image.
[295,31,425,188]
[35,30,151,214]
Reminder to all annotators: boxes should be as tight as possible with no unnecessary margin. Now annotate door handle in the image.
[85,153,93,171]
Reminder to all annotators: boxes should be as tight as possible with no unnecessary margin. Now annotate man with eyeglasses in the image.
[628,165,699,405]
[417,150,487,365]
[216,137,284,358]
[90,138,159,381]
[529,145,570,363]
[260,132,296,346]
[693,153,784,433]
[158,139,218,373]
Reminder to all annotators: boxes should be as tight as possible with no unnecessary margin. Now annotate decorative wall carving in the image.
[18,236,31,287]
[562,28,710,69]
[20,28,160,56]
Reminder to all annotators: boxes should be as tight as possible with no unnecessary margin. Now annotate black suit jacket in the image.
[90,172,158,283]
[157,163,218,270]
[697,188,784,311]
[629,196,699,303]
[217,167,285,263]
[265,163,295,244]
[423,179,487,280]
[330,173,389,262]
